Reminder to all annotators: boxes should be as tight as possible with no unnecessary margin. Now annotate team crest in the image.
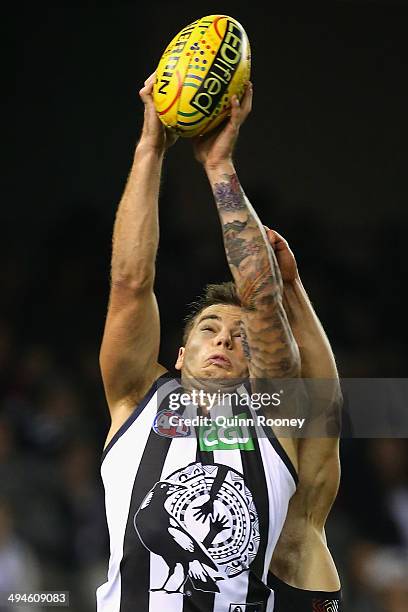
[153,409,191,438]
[134,461,260,594]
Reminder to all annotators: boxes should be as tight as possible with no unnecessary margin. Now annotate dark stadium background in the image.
[2,1,407,610]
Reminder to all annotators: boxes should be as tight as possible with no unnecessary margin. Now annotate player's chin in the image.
[203,364,241,379]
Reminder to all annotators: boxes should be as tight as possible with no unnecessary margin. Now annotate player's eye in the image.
[202,327,215,332]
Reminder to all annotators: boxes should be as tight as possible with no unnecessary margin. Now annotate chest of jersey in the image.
[97,376,296,612]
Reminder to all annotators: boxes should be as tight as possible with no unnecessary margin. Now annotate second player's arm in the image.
[282,276,341,524]
[267,230,341,589]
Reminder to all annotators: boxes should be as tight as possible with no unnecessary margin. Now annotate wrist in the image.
[135,139,166,159]
[204,158,235,176]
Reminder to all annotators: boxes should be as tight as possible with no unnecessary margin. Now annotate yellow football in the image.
[153,15,251,138]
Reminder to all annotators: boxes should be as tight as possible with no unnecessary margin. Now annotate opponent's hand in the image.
[138,72,178,151]
[264,227,299,283]
[192,81,253,168]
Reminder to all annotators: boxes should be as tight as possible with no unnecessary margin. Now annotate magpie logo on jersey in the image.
[133,461,260,594]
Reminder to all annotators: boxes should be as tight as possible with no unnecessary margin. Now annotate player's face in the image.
[175,304,249,380]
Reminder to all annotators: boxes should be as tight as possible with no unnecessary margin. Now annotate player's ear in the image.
[175,347,185,370]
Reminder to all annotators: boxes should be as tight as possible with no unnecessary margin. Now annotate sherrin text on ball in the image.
[153,15,251,137]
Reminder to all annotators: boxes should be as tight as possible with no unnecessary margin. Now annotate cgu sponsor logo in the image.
[199,413,254,451]
[191,19,244,117]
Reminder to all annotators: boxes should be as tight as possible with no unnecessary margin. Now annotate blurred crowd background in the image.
[4,1,407,610]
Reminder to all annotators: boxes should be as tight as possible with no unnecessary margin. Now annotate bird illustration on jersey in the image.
[134,480,227,593]
[133,461,260,595]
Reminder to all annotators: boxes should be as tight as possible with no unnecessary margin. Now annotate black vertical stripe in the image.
[119,430,173,612]
[229,398,272,607]
[180,427,216,612]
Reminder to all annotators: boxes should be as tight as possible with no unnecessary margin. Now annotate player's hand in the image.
[138,72,178,151]
[192,82,253,168]
[264,227,300,283]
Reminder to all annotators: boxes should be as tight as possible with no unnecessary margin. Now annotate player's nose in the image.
[215,329,232,349]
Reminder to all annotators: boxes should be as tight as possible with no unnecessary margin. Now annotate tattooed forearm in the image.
[224,220,264,268]
[213,173,246,211]
[240,321,251,360]
[207,170,300,378]
[213,173,282,307]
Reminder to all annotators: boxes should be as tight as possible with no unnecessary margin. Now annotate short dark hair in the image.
[182,281,241,345]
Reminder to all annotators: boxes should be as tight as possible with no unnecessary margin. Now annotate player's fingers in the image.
[263,226,277,245]
[240,81,253,119]
[264,228,288,253]
[139,82,149,99]
[229,95,241,130]
[264,227,287,245]
[139,89,154,105]
[139,72,157,100]
[139,89,153,105]
[269,229,289,246]
[144,71,156,87]
[139,88,147,103]
[229,85,252,130]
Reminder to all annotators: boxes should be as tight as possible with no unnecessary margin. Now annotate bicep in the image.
[99,284,165,411]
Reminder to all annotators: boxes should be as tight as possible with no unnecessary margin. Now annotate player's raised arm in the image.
[193,84,300,380]
[100,73,177,418]
[265,228,342,591]
[265,227,340,386]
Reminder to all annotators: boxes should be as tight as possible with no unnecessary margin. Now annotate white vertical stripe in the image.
[248,401,295,585]
[266,587,275,612]
[96,378,180,611]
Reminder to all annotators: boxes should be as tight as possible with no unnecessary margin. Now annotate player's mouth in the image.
[207,353,232,369]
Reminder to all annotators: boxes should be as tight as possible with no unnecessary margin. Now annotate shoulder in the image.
[103,364,170,450]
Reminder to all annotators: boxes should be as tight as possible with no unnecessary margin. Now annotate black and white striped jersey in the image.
[97,374,297,612]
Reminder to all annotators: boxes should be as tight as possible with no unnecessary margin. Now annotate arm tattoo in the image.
[213,173,282,305]
[240,321,251,360]
[213,173,246,211]
[212,172,300,379]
